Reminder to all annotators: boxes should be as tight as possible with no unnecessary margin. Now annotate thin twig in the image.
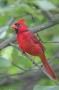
[43,41,59,43]
[12,62,27,71]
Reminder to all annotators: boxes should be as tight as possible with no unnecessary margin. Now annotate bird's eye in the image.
[15,23,20,28]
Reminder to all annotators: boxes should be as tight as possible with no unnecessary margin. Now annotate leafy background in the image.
[0,0,59,90]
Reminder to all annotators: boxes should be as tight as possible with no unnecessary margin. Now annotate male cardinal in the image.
[11,19,57,80]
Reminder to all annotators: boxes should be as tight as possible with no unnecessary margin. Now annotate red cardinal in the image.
[11,19,57,80]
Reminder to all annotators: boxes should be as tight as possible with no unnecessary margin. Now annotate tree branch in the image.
[30,20,59,33]
[0,14,59,50]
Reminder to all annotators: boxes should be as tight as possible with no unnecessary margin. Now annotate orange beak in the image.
[11,24,17,30]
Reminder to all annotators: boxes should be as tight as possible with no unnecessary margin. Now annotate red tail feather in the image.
[39,53,57,80]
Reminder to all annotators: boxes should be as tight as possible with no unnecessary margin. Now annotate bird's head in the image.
[11,19,28,33]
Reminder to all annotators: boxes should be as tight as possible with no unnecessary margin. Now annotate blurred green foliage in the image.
[0,0,59,90]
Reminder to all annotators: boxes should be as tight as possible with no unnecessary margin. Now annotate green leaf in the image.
[0,57,11,67]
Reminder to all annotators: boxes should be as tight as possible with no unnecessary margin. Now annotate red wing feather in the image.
[29,32,45,52]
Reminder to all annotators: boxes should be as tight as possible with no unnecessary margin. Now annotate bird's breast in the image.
[16,32,41,56]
